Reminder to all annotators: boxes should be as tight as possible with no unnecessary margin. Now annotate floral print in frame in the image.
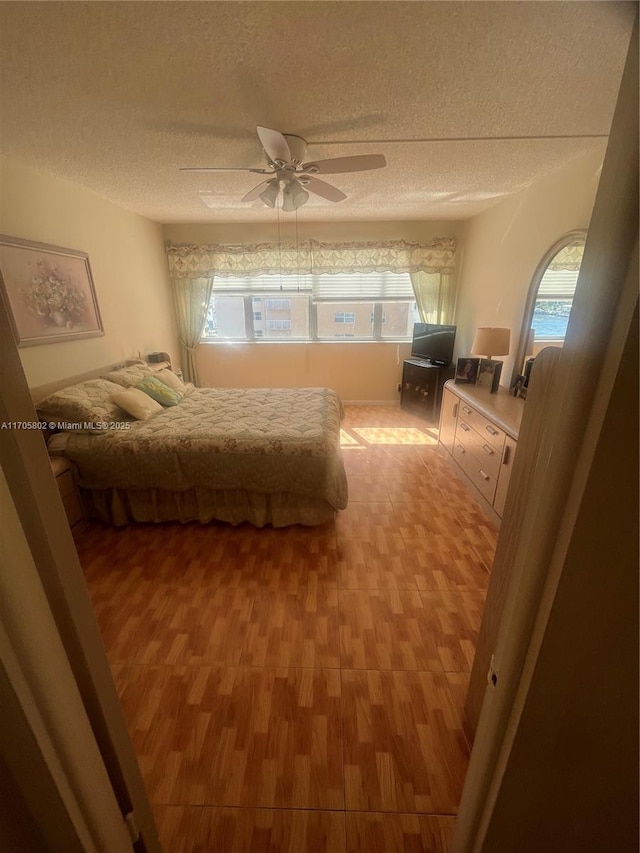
[0,235,104,346]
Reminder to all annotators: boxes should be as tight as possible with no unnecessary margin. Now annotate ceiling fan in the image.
[180,126,386,211]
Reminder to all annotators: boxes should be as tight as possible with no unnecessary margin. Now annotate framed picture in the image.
[477,358,503,393]
[0,235,104,347]
[512,374,527,398]
[455,357,480,384]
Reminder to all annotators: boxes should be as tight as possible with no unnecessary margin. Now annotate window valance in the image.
[166,237,456,278]
[546,241,584,271]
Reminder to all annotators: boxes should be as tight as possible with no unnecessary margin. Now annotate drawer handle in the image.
[503,445,511,465]
[462,406,472,415]
[459,422,470,432]
[457,444,466,454]
[485,425,499,436]
[452,403,458,418]
[482,444,494,456]
[479,469,490,481]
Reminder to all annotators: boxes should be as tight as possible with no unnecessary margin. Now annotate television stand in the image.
[400,359,455,423]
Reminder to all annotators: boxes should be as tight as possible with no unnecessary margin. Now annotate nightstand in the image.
[49,457,83,528]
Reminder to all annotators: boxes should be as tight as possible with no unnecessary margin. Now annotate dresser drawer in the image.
[456,419,504,480]
[453,440,498,505]
[458,403,506,449]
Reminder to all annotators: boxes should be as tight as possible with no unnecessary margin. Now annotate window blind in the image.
[210,271,416,302]
[536,269,580,299]
[211,273,312,294]
[311,271,414,302]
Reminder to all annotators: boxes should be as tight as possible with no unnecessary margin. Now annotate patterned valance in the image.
[547,241,585,272]
[166,237,456,278]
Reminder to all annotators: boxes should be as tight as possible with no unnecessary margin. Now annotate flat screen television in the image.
[410,323,456,366]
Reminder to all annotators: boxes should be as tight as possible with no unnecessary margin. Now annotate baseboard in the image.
[342,400,400,406]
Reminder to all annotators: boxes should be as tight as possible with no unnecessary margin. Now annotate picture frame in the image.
[512,374,527,399]
[477,358,503,393]
[0,234,104,347]
[455,357,480,384]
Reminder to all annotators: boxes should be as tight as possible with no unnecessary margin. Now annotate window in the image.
[317,302,373,339]
[265,298,290,310]
[531,268,580,340]
[201,272,417,342]
[512,232,585,382]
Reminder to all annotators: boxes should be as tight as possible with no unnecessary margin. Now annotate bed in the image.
[34,365,348,527]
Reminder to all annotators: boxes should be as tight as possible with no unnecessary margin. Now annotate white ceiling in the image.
[0,2,634,223]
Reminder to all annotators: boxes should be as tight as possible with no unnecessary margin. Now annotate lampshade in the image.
[282,181,309,212]
[259,179,280,208]
[471,327,511,358]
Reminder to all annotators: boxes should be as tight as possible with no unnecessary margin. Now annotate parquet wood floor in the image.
[75,405,498,852]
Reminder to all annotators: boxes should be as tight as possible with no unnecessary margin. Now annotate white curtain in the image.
[547,240,584,271]
[170,276,213,385]
[166,237,456,278]
[410,270,455,324]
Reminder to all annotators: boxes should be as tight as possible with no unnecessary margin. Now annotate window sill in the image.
[199,339,412,345]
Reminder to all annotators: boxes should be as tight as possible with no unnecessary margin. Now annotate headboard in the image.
[30,361,136,404]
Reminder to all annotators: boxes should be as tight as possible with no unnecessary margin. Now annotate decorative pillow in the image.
[135,376,182,407]
[37,379,129,429]
[111,387,164,420]
[101,363,156,388]
[155,368,186,395]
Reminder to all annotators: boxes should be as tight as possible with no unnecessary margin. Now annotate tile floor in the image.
[75,405,497,852]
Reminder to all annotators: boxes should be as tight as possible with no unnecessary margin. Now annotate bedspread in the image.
[64,386,348,513]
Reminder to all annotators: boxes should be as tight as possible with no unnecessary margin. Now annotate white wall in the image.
[197,340,413,403]
[164,219,465,400]
[0,157,178,387]
[163,219,465,246]
[454,148,605,384]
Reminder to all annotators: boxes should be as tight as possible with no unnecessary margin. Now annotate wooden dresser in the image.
[438,380,525,524]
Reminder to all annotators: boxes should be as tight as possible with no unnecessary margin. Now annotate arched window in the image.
[513,231,586,381]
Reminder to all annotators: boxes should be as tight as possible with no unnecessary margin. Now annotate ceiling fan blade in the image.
[241,179,274,202]
[303,153,386,175]
[257,126,292,164]
[301,176,347,203]
[179,166,270,173]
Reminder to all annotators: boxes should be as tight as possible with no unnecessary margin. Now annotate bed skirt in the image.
[79,485,337,528]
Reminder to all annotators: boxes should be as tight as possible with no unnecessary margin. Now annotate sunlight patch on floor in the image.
[340,429,362,446]
[350,427,439,446]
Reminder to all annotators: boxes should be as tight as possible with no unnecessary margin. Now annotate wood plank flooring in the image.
[75,405,497,852]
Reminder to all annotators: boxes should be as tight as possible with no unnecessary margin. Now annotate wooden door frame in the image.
[0,288,161,848]
[453,16,638,851]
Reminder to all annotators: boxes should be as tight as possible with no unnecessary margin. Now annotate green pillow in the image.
[135,376,181,407]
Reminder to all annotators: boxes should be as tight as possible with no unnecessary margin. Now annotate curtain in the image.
[547,240,584,271]
[165,238,457,359]
[170,276,213,385]
[410,270,455,324]
[166,237,456,278]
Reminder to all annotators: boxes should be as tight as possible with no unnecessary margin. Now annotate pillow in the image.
[37,379,129,429]
[155,368,186,395]
[111,387,164,420]
[101,363,156,388]
[135,376,182,407]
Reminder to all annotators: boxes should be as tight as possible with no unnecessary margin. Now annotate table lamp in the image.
[471,327,511,360]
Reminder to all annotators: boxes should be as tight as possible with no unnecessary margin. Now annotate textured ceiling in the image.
[0,2,634,223]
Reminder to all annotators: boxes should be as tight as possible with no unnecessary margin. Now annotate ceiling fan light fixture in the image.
[259,179,280,208]
[282,181,309,212]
